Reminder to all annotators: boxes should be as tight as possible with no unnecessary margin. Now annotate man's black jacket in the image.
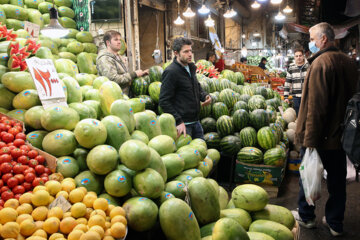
[159,58,208,125]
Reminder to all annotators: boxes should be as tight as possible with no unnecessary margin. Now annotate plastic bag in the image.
[299,148,324,206]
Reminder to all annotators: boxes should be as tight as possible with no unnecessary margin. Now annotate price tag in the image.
[26,57,67,109]
[48,195,72,212]
[24,21,40,40]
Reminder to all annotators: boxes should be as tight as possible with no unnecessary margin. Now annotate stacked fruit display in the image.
[0,178,128,239]
[0,114,51,205]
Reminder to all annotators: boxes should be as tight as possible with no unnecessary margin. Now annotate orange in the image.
[103,236,115,240]
[62,178,76,184]
[111,215,127,226]
[88,215,105,229]
[93,198,108,211]
[16,214,33,224]
[71,202,87,218]
[79,231,101,240]
[63,212,72,218]
[4,198,19,209]
[19,219,37,236]
[68,229,84,240]
[90,209,106,219]
[34,220,44,231]
[49,233,65,240]
[32,206,48,221]
[83,193,97,208]
[106,204,115,216]
[73,223,88,232]
[105,221,111,230]
[109,206,126,219]
[33,186,47,193]
[32,229,48,238]
[69,188,85,203]
[61,180,76,193]
[59,217,77,234]
[89,225,104,238]
[31,190,50,207]
[49,195,55,204]
[55,191,69,200]
[43,217,60,234]
[45,180,62,196]
[16,203,33,215]
[85,207,93,219]
[47,207,63,220]
[19,192,33,204]
[78,187,88,195]
[104,228,111,236]
[1,222,20,238]
[76,217,88,225]
[110,222,126,238]
[0,207,18,224]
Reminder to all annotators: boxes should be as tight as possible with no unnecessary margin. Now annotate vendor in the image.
[215,53,225,72]
[258,57,267,70]
[206,51,216,65]
[96,30,148,96]
[240,57,247,64]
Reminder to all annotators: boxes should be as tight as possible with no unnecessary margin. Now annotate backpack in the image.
[341,92,360,181]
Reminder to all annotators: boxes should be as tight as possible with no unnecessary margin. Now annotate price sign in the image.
[24,21,40,40]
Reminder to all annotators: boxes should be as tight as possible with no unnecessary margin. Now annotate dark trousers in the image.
[185,121,204,140]
[298,148,347,232]
[292,97,301,116]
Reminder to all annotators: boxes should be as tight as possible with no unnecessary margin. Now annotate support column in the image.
[133,0,141,70]
[124,0,135,71]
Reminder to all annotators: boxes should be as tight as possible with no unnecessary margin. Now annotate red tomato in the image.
[0,147,10,155]
[11,161,17,167]
[1,190,13,202]
[24,167,35,175]
[17,155,29,165]
[32,177,44,187]
[13,164,24,174]
[0,179,3,188]
[27,150,38,159]
[19,145,30,153]
[13,139,25,147]
[41,176,48,183]
[10,148,23,159]
[0,186,9,193]
[35,155,45,165]
[24,172,35,183]
[35,165,45,175]
[4,125,10,131]
[15,133,25,140]
[12,185,25,195]
[13,124,23,132]
[23,182,32,191]
[0,142,6,148]
[0,123,5,131]
[7,146,15,151]
[29,159,38,168]
[2,173,13,183]
[0,199,4,206]
[0,162,12,174]
[0,154,12,164]
[40,173,48,178]
[14,193,22,200]
[7,177,18,188]
[8,128,19,136]
[2,133,13,143]
[44,167,52,175]
[14,174,24,184]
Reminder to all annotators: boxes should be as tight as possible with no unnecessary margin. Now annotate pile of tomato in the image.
[0,116,51,206]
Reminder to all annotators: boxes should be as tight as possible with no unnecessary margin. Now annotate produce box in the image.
[288,157,301,174]
[0,112,25,132]
[26,143,57,173]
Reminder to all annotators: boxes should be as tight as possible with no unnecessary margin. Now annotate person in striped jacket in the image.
[284,49,310,115]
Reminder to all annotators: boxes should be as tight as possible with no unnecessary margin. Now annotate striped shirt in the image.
[284,62,309,98]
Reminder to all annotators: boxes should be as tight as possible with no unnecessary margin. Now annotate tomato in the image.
[32,177,44,187]
[15,133,25,140]
[41,176,48,183]
[1,190,14,202]
[0,199,4,206]
[17,155,29,165]
[13,164,24,174]
[2,133,14,143]
[7,177,18,188]
[0,123,5,131]
[12,185,25,195]
[14,193,22,200]
[8,128,19,136]
[13,125,23,132]
[10,148,22,159]
[2,173,13,183]
[24,172,36,183]
[0,162,12,174]
[14,174,24,184]
[0,179,3,188]
[0,147,10,155]
[13,139,25,147]
[0,186,9,193]
[29,159,38,168]
[19,145,30,153]
[44,167,52,175]
[40,173,48,178]
[4,125,10,131]
[0,142,6,148]
[23,182,32,191]
[35,155,45,165]
[24,167,35,175]
[7,146,15,151]
[0,154,12,164]
[27,150,38,159]
[35,165,45,175]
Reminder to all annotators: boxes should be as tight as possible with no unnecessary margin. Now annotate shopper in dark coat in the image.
[294,22,358,236]
[258,57,267,70]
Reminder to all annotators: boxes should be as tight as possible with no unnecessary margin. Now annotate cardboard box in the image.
[0,112,25,132]
[234,159,287,187]
[288,158,301,173]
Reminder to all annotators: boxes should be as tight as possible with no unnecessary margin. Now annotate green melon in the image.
[72,148,88,171]
[104,169,132,197]
[99,81,123,116]
[40,105,79,131]
[24,106,44,129]
[75,170,103,195]
[56,156,79,178]
[86,145,118,175]
[74,118,107,149]
[212,218,249,240]
[131,130,149,144]
[133,168,165,199]
[26,130,47,150]
[232,184,269,211]
[101,115,130,150]
[119,140,151,171]
[110,99,136,133]
[220,208,252,230]
[42,129,77,157]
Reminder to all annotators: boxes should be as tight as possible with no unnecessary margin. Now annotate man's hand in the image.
[201,95,212,107]
[176,123,187,137]
[143,69,149,75]
[284,99,290,104]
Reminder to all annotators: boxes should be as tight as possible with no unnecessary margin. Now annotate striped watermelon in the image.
[200,81,211,94]
[241,85,254,96]
[205,78,217,93]
[237,147,263,164]
[273,91,281,100]
[235,72,245,85]
[236,85,244,94]
[214,79,221,92]
[212,102,229,120]
[232,101,249,113]
[200,104,212,119]
[231,83,242,94]
[269,123,282,144]
[266,105,276,112]
[221,70,236,83]
[201,117,217,133]
[267,109,277,123]
[204,132,221,149]
[279,141,287,150]
[255,87,268,99]
[219,79,232,91]
[239,94,251,103]
[264,148,286,166]
[239,127,257,147]
[131,77,149,96]
[209,92,219,103]
[265,88,274,99]
[138,95,156,110]
[281,133,289,148]
[257,127,277,150]
[248,95,267,112]
[250,109,269,130]
[232,109,249,131]
[216,115,234,137]
[220,135,242,156]
[275,116,286,130]
[219,89,237,109]
[148,81,162,103]
[148,66,163,83]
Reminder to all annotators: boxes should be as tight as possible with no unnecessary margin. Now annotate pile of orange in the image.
[0,178,127,240]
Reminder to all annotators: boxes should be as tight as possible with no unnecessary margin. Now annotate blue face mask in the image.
[309,41,320,54]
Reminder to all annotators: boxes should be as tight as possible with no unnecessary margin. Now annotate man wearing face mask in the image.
[159,37,211,139]
[293,23,358,236]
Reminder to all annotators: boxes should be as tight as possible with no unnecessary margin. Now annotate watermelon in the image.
[219,79,232,91]
[201,117,217,133]
[220,135,241,156]
[138,95,156,110]
[216,115,234,137]
[248,95,267,112]
[199,81,211,94]
[239,127,257,147]
[237,147,263,164]
[232,109,249,132]
[255,87,268,98]
[212,102,229,120]
[276,117,286,130]
[241,86,254,96]
[250,109,269,130]
[131,77,149,96]
[235,72,245,85]
[264,148,286,166]
[239,94,251,103]
[270,123,283,144]
[266,88,274,99]
[148,66,163,83]
[267,109,277,123]
[204,132,221,149]
[221,70,236,83]
[148,81,161,103]
[257,127,277,150]
[199,104,212,119]
[219,89,237,109]
[232,101,248,113]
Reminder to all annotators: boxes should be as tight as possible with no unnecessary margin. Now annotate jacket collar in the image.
[173,57,197,73]
[308,46,339,64]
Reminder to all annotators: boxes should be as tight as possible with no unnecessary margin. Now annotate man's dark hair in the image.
[240,57,247,63]
[261,57,267,63]
[103,30,121,47]
[294,48,304,55]
[172,37,193,53]
[206,51,216,61]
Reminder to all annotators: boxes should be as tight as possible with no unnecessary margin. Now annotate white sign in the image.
[24,21,40,39]
[26,57,67,109]
[209,27,222,58]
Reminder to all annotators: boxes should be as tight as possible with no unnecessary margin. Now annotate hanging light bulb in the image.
[270,0,282,4]
[198,0,210,14]
[174,14,185,25]
[41,6,69,38]
[229,8,237,17]
[283,5,293,13]
[253,31,260,37]
[275,11,286,21]
[183,2,195,18]
[242,34,246,38]
[223,8,233,18]
[205,14,215,27]
[251,1,261,9]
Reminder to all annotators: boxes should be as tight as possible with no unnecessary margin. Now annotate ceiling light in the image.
[258,0,267,2]
[198,2,210,14]
[40,7,69,38]
[229,8,237,17]
[183,6,195,18]
[252,42,257,47]
[283,5,293,13]
[242,34,246,38]
[241,47,247,57]
[270,0,282,4]
[253,31,261,37]
[223,9,233,18]
[275,11,286,21]
[205,15,215,27]
[251,1,261,9]
[174,15,185,25]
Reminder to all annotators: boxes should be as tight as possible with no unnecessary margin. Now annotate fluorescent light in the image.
[270,0,282,4]
[174,15,185,25]
[283,5,293,13]
[253,31,260,37]
[183,6,195,18]
[40,8,69,38]
[275,11,286,21]
[205,15,215,27]
[251,1,261,9]
[198,4,210,14]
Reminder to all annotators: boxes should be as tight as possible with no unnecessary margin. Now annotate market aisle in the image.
[272,173,360,240]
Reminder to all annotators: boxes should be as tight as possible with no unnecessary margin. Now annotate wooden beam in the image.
[139,0,166,11]
[124,0,135,71]
[133,0,141,70]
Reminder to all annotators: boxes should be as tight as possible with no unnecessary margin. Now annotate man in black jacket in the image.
[159,37,211,139]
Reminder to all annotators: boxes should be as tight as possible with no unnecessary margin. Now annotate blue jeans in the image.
[298,147,347,232]
[185,121,204,140]
[292,97,301,116]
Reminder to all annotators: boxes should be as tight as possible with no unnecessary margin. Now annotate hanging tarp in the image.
[73,0,90,31]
